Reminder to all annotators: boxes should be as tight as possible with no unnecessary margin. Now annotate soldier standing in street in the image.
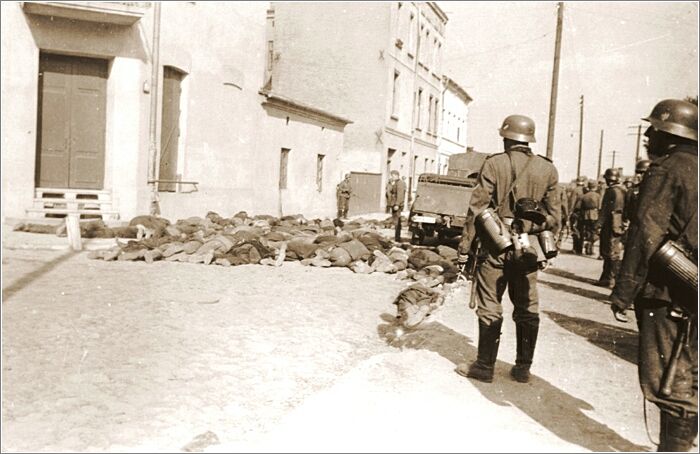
[595,168,627,287]
[456,115,560,384]
[336,174,352,219]
[623,159,651,225]
[569,177,586,254]
[386,170,406,242]
[611,99,698,451]
[576,180,601,256]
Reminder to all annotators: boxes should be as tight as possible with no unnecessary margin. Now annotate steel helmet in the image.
[499,115,536,143]
[604,168,620,183]
[642,99,698,142]
[587,180,597,190]
[576,176,586,186]
[635,159,651,174]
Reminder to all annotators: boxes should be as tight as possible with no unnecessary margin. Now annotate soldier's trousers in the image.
[475,252,539,326]
[392,207,402,241]
[635,298,698,418]
[599,227,623,260]
[337,197,349,218]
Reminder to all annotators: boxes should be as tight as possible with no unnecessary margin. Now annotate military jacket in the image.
[458,145,560,254]
[611,144,698,308]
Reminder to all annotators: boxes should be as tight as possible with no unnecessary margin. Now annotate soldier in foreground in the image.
[595,168,627,287]
[611,99,698,451]
[456,115,560,384]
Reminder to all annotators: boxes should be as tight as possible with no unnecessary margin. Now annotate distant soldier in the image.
[336,174,352,219]
[386,170,406,241]
[456,114,560,384]
[623,159,651,224]
[623,176,635,191]
[595,168,626,287]
[611,99,698,451]
[576,180,601,256]
[569,177,586,254]
[556,185,569,247]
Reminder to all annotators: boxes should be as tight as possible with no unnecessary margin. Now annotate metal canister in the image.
[475,208,513,253]
[652,241,698,292]
[538,230,558,259]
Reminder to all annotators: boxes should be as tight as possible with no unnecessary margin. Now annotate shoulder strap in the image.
[495,151,535,212]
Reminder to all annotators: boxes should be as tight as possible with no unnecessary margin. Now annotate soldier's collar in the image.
[506,145,532,153]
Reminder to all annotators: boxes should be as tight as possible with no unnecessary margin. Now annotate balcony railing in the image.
[22,2,148,25]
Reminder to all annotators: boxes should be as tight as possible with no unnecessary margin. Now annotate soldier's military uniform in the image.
[456,115,560,384]
[623,160,651,225]
[568,178,586,254]
[575,182,601,256]
[386,171,406,242]
[336,175,352,219]
[611,99,698,451]
[595,169,626,287]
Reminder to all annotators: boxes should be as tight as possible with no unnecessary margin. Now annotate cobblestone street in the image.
[2,233,654,452]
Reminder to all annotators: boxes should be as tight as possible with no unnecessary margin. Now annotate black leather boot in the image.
[609,259,621,288]
[658,412,698,452]
[511,319,539,383]
[456,320,502,383]
[596,259,613,287]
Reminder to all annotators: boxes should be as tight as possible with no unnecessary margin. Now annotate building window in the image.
[391,70,400,118]
[428,94,434,133]
[457,126,461,143]
[433,38,439,70]
[279,148,290,189]
[414,88,422,130]
[437,42,442,74]
[433,99,439,133]
[387,148,396,173]
[408,12,415,56]
[316,154,324,192]
[424,157,429,173]
[267,41,274,72]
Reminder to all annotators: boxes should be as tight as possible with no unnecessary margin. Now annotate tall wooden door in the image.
[36,53,107,189]
[348,172,381,215]
[158,67,184,192]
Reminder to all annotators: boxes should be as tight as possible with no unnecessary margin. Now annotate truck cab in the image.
[408,151,488,245]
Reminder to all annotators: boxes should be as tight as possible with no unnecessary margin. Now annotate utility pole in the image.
[611,149,618,168]
[627,124,643,162]
[597,129,604,179]
[545,2,564,160]
[576,95,584,178]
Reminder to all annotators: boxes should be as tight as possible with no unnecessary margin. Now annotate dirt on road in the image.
[2,236,654,452]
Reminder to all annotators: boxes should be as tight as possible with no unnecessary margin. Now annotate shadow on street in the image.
[544,310,638,365]
[377,313,649,452]
[543,266,599,286]
[2,250,76,302]
[538,278,612,303]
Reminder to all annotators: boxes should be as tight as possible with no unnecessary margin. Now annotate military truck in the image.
[408,151,489,245]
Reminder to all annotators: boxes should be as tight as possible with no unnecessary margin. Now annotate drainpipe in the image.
[407,3,421,207]
[148,2,162,215]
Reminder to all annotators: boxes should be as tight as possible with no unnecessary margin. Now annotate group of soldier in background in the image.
[564,159,652,291]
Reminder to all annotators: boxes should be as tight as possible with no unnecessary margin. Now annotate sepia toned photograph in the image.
[1,1,697,452]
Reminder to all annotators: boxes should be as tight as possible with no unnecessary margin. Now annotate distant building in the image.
[437,76,472,175]
[267,1,448,213]
[1,2,350,223]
